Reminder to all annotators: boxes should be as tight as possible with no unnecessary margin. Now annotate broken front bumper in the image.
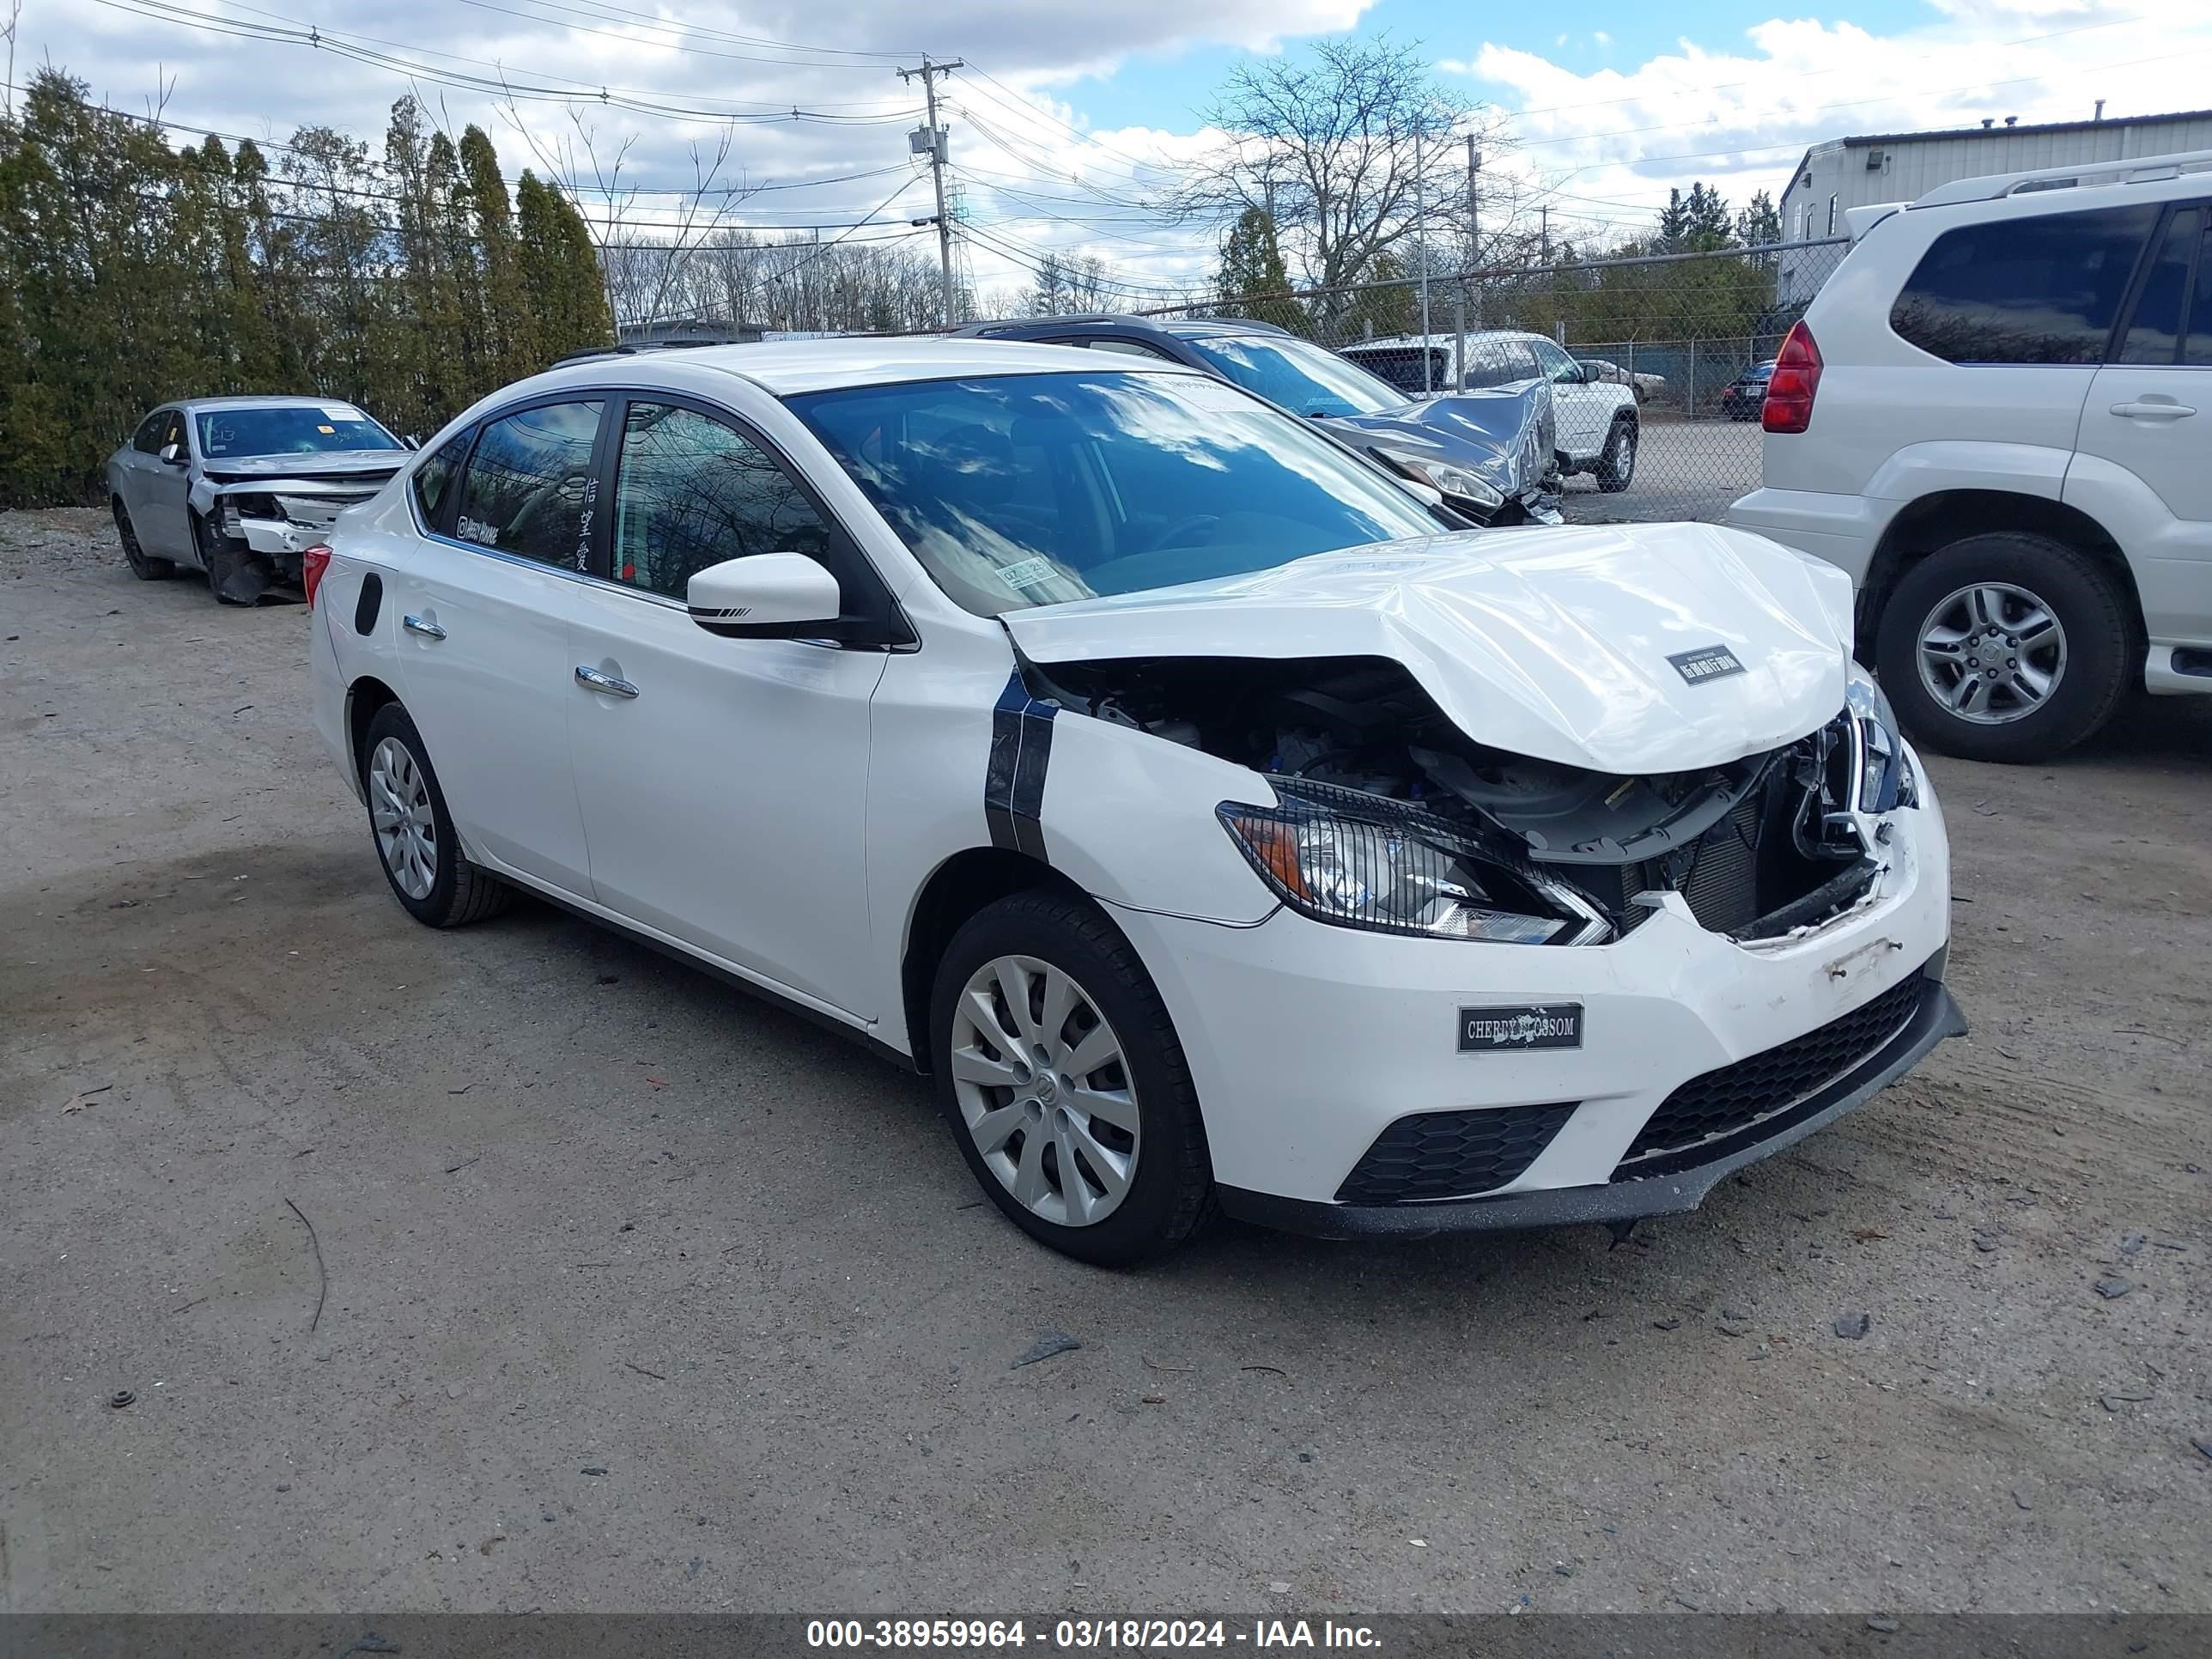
[1218,971,1964,1237]
[1106,765,1957,1229]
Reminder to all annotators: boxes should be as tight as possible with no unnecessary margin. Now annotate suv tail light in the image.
[301,544,333,608]
[1762,322,1822,434]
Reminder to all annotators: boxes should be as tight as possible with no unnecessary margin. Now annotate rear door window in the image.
[453,401,605,568]
[1889,204,2160,364]
[1461,340,1535,389]
[132,412,170,454]
[2117,206,2208,365]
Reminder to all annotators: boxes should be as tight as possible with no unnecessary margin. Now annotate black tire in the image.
[929,890,1213,1267]
[1875,532,2133,763]
[1594,417,1638,493]
[112,501,175,580]
[359,702,514,927]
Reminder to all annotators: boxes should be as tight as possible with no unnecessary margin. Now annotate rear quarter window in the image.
[1888,204,2159,365]
[410,430,469,531]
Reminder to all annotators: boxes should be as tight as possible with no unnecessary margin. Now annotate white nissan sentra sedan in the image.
[306,338,1962,1265]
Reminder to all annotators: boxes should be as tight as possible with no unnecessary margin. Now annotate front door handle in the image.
[574,665,639,699]
[402,614,446,640]
[2109,399,2196,421]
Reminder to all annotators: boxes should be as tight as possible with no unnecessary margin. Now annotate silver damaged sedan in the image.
[107,396,411,604]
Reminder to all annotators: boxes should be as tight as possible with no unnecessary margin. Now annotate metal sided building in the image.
[1777,107,2212,307]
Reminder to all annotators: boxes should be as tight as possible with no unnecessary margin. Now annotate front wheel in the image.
[929,891,1212,1266]
[1594,419,1638,492]
[113,501,175,580]
[1874,532,2133,763]
[360,703,514,927]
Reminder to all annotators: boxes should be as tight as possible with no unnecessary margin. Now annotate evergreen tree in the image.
[1215,206,1307,334]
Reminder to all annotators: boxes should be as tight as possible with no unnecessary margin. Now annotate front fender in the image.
[1036,712,1279,925]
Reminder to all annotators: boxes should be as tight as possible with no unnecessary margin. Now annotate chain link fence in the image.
[1143,238,1851,525]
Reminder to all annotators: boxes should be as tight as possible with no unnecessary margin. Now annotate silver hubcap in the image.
[368,736,438,900]
[1612,428,1634,471]
[950,955,1139,1228]
[1917,582,2066,726]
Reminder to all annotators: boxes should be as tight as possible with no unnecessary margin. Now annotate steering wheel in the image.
[1148,513,1222,551]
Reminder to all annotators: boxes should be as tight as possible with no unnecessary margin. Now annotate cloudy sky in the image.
[14,0,2212,301]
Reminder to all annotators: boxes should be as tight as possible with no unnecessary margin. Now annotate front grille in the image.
[1336,1101,1575,1205]
[1613,971,1926,1176]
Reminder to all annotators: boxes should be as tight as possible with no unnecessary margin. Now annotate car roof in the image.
[960,313,1290,342]
[539,336,1176,397]
[1344,329,1547,349]
[175,394,366,413]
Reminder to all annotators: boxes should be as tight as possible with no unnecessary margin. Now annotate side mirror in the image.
[687,553,843,640]
[158,443,187,467]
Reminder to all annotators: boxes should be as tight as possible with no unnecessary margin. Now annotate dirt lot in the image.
[3,505,2208,1615]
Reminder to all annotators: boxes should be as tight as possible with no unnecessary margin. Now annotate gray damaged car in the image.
[107,397,411,604]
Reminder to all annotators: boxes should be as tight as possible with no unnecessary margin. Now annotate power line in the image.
[82,0,924,125]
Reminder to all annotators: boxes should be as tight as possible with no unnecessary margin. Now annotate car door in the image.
[138,409,195,560]
[563,395,889,1017]
[1531,337,1604,459]
[386,398,605,896]
[2075,201,2212,642]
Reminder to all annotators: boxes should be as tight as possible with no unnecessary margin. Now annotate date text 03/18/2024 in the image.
[805,1620,1383,1650]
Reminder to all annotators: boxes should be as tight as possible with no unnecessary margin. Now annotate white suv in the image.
[1732,149,2212,762]
[1340,331,1642,491]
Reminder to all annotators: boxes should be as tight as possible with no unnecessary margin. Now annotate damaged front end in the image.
[1031,654,1913,946]
[191,470,397,599]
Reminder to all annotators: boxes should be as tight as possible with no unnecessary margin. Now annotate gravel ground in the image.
[3,505,2208,1614]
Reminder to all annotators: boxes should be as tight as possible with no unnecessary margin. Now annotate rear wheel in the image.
[360,703,514,927]
[113,501,174,580]
[1875,532,2133,763]
[930,891,1212,1267]
[1594,418,1638,493]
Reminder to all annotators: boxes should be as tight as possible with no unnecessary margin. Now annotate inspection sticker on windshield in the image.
[996,556,1058,591]
[1168,378,1256,414]
[1459,1004,1583,1053]
[1668,643,1746,685]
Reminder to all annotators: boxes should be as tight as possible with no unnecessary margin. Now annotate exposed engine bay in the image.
[1030,653,1882,942]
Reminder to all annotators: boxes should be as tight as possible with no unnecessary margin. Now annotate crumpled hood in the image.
[1323,384,1556,500]
[200,449,405,483]
[1004,522,1856,775]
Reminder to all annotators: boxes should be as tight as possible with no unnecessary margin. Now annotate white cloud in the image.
[1451,0,2212,248]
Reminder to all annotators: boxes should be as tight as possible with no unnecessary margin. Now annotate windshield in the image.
[195,404,402,459]
[1183,333,1405,417]
[787,369,1441,617]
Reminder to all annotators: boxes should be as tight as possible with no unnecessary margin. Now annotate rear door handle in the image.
[2109,400,2196,420]
[402,614,446,640]
[574,665,639,699]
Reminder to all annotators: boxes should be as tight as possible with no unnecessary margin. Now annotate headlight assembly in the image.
[1845,664,1916,811]
[1219,793,1607,945]
[1376,447,1504,511]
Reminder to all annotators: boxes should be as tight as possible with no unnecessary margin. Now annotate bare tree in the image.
[1169,37,1496,324]
[496,94,752,331]
[2,2,21,123]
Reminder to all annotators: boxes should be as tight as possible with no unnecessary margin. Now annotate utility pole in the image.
[1465,136,1480,268]
[1415,129,1431,392]
[898,55,963,327]
[1464,134,1480,338]
[1540,204,1551,264]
